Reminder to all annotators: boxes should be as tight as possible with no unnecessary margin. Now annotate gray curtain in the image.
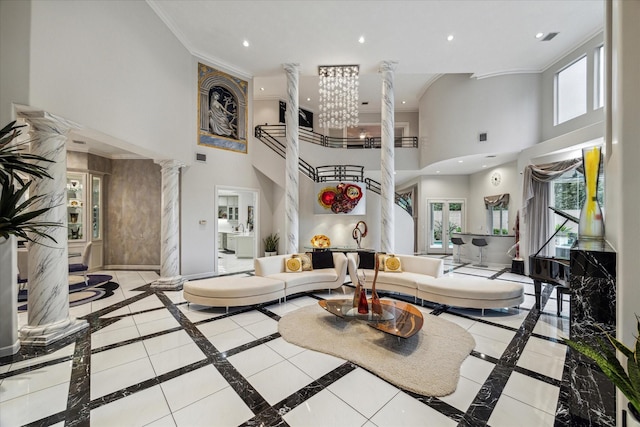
[484,193,509,209]
[522,159,581,257]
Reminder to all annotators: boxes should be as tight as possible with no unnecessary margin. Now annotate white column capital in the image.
[155,159,186,172]
[283,63,301,74]
[15,104,82,135]
[379,60,399,74]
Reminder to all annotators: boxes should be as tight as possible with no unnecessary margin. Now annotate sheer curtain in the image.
[522,159,581,257]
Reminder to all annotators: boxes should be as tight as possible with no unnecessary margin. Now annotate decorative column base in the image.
[19,317,88,347]
[151,275,185,291]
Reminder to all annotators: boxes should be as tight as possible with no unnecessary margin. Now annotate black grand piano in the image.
[529,207,578,315]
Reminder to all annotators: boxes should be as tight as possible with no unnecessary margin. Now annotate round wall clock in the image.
[491,172,502,186]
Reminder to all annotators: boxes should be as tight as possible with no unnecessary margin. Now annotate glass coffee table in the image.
[318,299,424,338]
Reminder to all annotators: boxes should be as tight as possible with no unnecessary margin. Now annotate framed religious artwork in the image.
[198,63,248,153]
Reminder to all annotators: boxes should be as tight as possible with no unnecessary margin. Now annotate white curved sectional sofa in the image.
[346,253,524,311]
[184,252,348,310]
[254,252,348,297]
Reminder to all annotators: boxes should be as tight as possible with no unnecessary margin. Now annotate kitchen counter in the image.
[451,232,517,265]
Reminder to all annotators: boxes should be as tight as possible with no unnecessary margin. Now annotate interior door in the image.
[427,199,465,254]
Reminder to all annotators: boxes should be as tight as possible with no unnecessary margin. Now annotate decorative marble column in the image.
[283,63,300,254]
[151,159,186,290]
[380,61,398,253]
[17,108,88,346]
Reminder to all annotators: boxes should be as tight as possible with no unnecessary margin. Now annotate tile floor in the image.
[0,257,577,426]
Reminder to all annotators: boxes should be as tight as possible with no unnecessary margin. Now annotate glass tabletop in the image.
[318,299,424,338]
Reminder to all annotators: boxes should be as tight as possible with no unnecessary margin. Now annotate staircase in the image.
[254,125,412,215]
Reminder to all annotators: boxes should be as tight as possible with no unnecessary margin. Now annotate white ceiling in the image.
[149,0,603,113]
[74,1,605,178]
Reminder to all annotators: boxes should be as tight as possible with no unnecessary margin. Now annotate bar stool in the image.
[450,237,466,263]
[471,238,488,267]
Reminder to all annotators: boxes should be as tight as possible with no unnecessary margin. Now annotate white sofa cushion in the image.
[417,276,524,301]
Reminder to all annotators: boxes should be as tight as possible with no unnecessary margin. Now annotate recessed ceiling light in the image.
[458,160,463,163]
[535,32,544,39]
[482,165,487,168]
[401,100,406,104]
[447,35,454,41]
[306,97,311,101]
[242,40,249,47]
[358,36,365,44]
[260,87,264,91]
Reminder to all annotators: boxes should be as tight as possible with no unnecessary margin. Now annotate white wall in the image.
[417,175,470,254]
[28,1,193,162]
[0,0,30,125]
[540,33,604,142]
[420,73,541,169]
[298,176,414,254]
[467,161,520,235]
[609,3,640,411]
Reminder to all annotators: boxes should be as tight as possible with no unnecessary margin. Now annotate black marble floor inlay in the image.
[2,264,611,427]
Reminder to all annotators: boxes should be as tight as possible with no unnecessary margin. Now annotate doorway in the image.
[427,199,465,255]
[215,186,259,274]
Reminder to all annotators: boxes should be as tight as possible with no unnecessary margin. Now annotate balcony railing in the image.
[255,124,418,149]
[254,125,412,215]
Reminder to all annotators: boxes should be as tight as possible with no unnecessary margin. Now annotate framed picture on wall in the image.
[279,100,313,130]
[198,63,248,153]
[314,181,366,215]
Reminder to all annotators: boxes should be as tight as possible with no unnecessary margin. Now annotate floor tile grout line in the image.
[155,290,273,417]
[457,283,555,426]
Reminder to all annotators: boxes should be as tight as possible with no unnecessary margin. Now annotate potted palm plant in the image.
[0,120,59,356]
[263,233,279,257]
[564,317,640,425]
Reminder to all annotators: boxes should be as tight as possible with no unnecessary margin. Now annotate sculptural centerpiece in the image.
[579,146,605,240]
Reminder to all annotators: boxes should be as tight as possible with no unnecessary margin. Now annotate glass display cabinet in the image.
[91,176,102,239]
[66,173,86,241]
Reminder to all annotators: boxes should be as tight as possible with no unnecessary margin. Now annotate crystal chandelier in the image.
[318,65,359,128]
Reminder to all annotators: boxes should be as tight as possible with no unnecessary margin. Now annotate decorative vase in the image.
[353,282,362,308]
[357,285,369,314]
[370,253,383,316]
[578,146,605,240]
[70,213,79,224]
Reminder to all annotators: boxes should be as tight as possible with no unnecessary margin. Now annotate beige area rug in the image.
[278,303,476,397]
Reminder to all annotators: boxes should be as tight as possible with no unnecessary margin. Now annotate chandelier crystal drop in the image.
[318,65,359,129]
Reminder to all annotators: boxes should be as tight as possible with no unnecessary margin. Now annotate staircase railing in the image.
[255,125,411,214]
[255,124,418,149]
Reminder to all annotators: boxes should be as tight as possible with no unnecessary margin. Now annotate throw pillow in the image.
[293,253,313,271]
[310,250,334,269]
[285,257,302,272]
[357,251,375,270]
[377,253,388,271]
[384,254,402,272]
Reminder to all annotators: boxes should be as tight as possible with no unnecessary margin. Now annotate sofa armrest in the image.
[397,255,444,278]
[332,252,348,284]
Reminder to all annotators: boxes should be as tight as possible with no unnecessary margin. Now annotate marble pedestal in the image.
[567,239,617,426]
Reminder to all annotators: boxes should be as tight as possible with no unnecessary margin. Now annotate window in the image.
[489,206,509,235]
[555,56,587,125]
[551,166,605,258]
[594,45,605,109]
